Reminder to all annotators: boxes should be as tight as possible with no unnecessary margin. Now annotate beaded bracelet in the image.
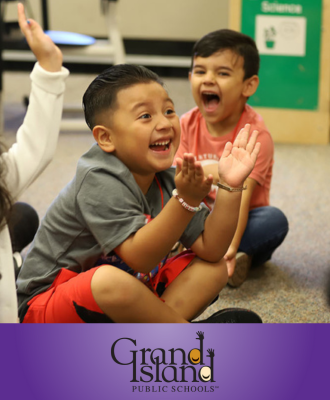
[172,189,202,213]
[217,182,247,192]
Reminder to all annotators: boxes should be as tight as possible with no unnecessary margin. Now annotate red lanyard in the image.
[140,175,167,288]
[154,175,164,210]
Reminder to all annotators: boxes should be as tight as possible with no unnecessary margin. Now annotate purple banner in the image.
[1,324,329,400]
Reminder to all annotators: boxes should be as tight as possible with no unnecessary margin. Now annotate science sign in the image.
[241,0,322,109]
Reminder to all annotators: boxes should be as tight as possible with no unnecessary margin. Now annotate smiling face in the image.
[94,81,180,192]
[189,49,258,136]
[189,348,201,364]
[199,366,212,382]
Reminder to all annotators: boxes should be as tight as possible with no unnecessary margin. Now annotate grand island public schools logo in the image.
[111,331,219,393]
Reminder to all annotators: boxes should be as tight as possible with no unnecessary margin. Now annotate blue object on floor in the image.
[44,30,96,46]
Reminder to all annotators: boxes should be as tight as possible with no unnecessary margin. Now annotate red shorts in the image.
[22,250,195,323]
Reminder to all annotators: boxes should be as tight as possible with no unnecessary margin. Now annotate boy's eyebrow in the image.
[192,64,205,69]
[193,64,234,72]
[217,66,234,71]
[130,97,175,111]
[166,97,175,106]
[130,102,149,112]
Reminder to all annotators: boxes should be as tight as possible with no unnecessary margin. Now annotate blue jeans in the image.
[238,206,289,268]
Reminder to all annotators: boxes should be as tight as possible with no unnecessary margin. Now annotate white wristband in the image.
[172,189,202,213]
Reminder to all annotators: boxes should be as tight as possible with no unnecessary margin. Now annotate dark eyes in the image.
[139,113,151,119]
[138,109,175,120]
[193,70,229,76]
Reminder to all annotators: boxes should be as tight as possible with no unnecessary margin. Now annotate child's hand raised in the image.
[175,153,213,206]
[218,124,260,188]
[18,2,63,72]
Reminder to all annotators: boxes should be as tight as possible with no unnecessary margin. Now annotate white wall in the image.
[5,0,229,41]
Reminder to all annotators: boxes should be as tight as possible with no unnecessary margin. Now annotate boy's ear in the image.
[92,125,115,153]
[188,71,192,81]
[242,75,259,98]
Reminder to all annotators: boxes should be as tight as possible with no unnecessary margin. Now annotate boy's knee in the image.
[91,265,137,309]
[269,206,288,227]
[206,258,228,289]
[270,206,289,239]
[256,206,289,240]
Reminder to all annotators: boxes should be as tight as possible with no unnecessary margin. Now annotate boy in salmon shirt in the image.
[175,29,288,287]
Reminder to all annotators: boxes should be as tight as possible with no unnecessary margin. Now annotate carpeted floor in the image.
[2,70,330,323]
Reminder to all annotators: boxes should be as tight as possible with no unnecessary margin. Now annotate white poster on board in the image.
[255,15,307,56]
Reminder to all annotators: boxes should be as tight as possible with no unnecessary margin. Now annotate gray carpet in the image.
[2,71,330,323]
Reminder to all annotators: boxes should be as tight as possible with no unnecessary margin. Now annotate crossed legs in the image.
[91,256,227,323]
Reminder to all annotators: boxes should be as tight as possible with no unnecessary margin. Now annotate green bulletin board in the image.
[241,0,322,110]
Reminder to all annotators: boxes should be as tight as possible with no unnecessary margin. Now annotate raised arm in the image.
[3,3,69,199]
[191,124,260,262]
[224,177,256,276]
[17,2,62,72]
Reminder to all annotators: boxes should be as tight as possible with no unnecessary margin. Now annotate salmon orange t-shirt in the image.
[175,105,274,210]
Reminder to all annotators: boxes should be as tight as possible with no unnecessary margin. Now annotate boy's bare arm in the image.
[191,125,260,262]
[224,177,257,276]
[114,155,213,273]
[18,3,62,72]
[115,197,198,273]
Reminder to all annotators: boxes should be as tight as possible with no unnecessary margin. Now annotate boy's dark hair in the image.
[191,29,260,79]
[83,64,164,130]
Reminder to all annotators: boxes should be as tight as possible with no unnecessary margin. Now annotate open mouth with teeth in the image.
[149,140,171,152]
[202,92,220,112]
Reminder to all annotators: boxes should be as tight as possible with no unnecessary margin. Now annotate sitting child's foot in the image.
[193,308,262,323]
[228,252,252,288]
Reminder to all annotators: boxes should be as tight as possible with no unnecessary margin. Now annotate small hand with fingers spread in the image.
[17,2,62,72]
[175,153,213,206]
[218,124,260,188]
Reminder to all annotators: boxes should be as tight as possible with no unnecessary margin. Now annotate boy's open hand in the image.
[175,153,213,206]
[18,3,62,72]
[218,124,260,188]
